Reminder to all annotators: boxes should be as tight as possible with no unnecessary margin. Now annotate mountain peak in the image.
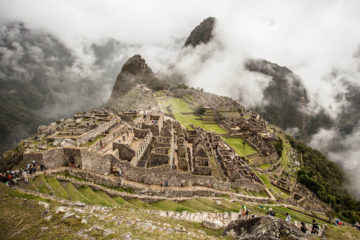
[108,54,155,104]
[120,54,153,75]
[184,17,216,47]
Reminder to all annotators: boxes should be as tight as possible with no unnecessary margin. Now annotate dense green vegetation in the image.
[273,139,283,156]
[287,135,360,223]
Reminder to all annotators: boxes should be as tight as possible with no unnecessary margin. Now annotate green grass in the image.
[255,205,328,225]
[45,176,69,199]
[259,163,272,170]
[0,183,50,202]
[325,225,360,240]
[127,199,156,209]
[20,178,39,192]
[33,174,52,195]
[86,134,105,147]
[209,155,225,180]
[256,172,289,199]
[222,137,257,157]
[234,188,269,198]
[150,200,195,212]
[194,198,240,212]
[157,97,226,134]
[180,199,220,212]
[63,182,92,204]
[112,196,134,207]
[95,191,121,207]
[277,132,291,169]
[78,187,114,207]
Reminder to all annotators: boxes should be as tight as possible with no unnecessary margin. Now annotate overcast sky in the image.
[1,0,360,113]
[1,0,360,197]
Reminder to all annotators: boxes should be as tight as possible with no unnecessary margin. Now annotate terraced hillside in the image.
[3,175,359,240]
[18,172,330,225]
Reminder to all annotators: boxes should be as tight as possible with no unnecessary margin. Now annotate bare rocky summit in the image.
[184,17,216,47]
[109,55,156,103]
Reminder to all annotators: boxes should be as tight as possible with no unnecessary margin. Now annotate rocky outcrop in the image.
[224,216,306,240]
[108,55,155,104]
[184,17,216,47]
[245,59,310,135]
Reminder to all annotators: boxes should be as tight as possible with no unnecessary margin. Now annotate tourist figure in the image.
[300,222,307,233]
[26,163,31,174]
[7,173,15,187]
[40,164,47,171]
[267,208,276,217]
[165,181,168,187]
[70,156,75,167]
[285,213,291,223]
[335,218,342,226]
[311,219,319,235]
[22,171,28,182]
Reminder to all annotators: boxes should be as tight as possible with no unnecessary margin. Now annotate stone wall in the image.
[148,153,169,167]
[43,148,65,169]
[112,159,230,191]
[178,157,188,171]
[23,152,44,164]
[78,118,119,146]
[63,147,83,167]
[81,149,115,175]
[134,128,149,138]
[90,124,128,151]
[196,157,209,166]
[194,166,212,176]
[113,143,135,161]
[141,123,160,136]
[131,129,152,166]
[230,179,266,193]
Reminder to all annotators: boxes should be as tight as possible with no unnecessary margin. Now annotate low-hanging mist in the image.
[1,0,360,199]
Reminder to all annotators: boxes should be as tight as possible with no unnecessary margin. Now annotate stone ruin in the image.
[220,112,279,166]
[21,108,267,194]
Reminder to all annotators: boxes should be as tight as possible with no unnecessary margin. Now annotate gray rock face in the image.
[224,216,306,240]
[244,59,311,136]
[184,17,216,47]
[108,55,155,104]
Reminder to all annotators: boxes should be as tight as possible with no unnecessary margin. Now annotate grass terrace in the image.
[256,172,290,199]
[259,163,272,170]
[222,137,257,157]
[157,97,226,134]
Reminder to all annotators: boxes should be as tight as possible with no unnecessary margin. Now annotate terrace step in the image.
[112,196,135,207]
[45,176,69,199]
[63,182,92,204]
[78,187,114,207]
[33,174,53,195]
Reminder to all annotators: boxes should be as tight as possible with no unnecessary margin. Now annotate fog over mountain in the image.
[1,0,360,198]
